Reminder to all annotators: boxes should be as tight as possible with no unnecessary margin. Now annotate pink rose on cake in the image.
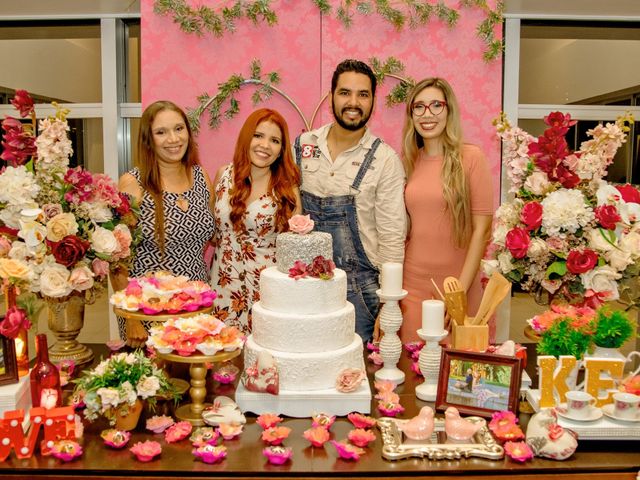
[288,214,314,234]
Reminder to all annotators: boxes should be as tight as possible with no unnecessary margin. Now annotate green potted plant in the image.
[537,318,592,360]
[590,307,635,358]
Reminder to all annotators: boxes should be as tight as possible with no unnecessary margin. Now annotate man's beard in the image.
[332,100,371,131]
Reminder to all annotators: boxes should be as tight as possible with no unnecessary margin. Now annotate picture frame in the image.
[436,349,522,418]
[0,327,19,387]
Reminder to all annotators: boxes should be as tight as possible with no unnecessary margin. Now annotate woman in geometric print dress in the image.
[115,100,216,346]
[211,108,301,334]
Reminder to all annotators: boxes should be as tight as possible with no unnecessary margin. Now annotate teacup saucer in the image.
[602,403,640,423]
[555,404,603,422]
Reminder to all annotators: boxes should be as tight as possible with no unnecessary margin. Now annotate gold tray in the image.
[377,417,504,461]
[113,305,213,323]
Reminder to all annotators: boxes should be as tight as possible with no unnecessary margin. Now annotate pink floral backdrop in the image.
[141,1,503,203]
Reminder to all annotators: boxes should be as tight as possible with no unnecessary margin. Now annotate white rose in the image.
[492,223,509,245]
[581,266,621,299]
[84,203,113,223]
[136,376,160,399]
[39,263,73,298]
[524,171,552,195]
[120,381,137,405]
[607,249,634,271]
[90,226,118,255]
[620,231,640,259]
[481,259,499,276]
[18,220,47,250]
[97,387,121,409]
[497,252,515,273]
[46,212,78,242]
[495,200,522,225]
[69,265,94,291]
[9,241,30,261]
[587,228,616,253]
[527,238,548,259]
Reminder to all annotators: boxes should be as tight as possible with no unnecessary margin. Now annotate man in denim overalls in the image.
[294,59,407,343]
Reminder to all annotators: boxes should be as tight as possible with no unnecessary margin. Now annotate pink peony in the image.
[504,441,534,462]
[307,256,336,280]
[330,440,365,461]
[347,428,376,448]
[263,445,293,465]
[288,214,314,234]
[336,368,366,393]
[130,440,161,462]
[303,426,330,447]
[256,413,283,430]
[347,412,377,429]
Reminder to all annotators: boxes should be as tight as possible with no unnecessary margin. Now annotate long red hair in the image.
[229,109,300,233]
[137,100,200,253]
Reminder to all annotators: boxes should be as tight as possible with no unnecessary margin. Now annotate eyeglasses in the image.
[411,100,447,117]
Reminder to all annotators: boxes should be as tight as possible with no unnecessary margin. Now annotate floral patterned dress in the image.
[210,164,278,334]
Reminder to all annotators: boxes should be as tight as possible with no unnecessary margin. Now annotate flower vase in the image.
[4,286,29,377]
[46,294,94,366]
[114,399,144,431]
[587,346,626,361]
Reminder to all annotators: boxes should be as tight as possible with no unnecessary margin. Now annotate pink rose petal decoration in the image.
[303,426,330,447]
[50,440,83,462]
[189,427,220,447]
[261,426,291,445]
[368,351,383,365]
[130,440,162,462]
[218,423,243,440]
[164,421,193,443]
[378,401,404,417]
[347,428,376,448]
[100,429,131,449]
[504,441,534,462]
[257,413,283,430]
[311,413,336,430]
[146,415,175,434]
[263,445,293,465]
[330,440,365,461]
[347,412,377,430]
[192,444,227,464]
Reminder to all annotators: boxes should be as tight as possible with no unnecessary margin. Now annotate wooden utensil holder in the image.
[452,323,489,352]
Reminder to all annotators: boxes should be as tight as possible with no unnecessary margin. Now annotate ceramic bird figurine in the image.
[444,406,483,441]
[399,406,435,440]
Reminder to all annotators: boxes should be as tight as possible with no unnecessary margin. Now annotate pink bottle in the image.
[30,334,62,409]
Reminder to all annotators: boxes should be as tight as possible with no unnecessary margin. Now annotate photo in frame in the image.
[436,349,522,418]
[0,329,18,387]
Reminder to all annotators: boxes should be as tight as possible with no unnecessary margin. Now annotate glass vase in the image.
[30,334,62,409]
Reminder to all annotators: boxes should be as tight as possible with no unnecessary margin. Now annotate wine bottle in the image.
[30,334,62,409]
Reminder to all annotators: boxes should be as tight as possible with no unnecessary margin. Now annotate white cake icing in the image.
[276,231,333,273]
[244,334,365,391]
[252,301,355,353]
[259,267,347,314]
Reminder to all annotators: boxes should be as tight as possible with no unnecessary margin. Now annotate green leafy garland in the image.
[154,0,503,61]
[370,56,415,107]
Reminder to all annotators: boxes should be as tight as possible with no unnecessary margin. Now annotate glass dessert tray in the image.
[377,417,504,461]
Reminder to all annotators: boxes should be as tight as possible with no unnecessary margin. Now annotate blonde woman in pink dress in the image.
[399,78,494,342]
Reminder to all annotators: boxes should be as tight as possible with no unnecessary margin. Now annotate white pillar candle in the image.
[422,299,445,335]
[380,262,403,295]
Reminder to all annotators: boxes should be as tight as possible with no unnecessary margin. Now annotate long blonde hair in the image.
[401,78,471,248]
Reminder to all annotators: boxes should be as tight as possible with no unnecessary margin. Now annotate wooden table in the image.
[0,344,637,479]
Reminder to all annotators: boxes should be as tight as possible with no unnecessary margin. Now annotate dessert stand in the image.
[157,349,241,426]
[113,305,214,328]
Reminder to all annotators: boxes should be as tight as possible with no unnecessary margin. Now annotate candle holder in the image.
[374,289,407,385]
[415,328,448,401]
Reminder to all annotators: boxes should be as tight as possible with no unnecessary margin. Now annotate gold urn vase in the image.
[46,294,94,366]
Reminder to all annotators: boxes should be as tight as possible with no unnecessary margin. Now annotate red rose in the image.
[520,202,543,231]
[505,227,530,259]
[595,205,622,230]
[51,235,90,268]
[616,184,640,204]
[0,306,31,339]
[566,249,598,274]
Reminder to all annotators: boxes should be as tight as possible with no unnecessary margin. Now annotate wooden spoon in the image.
[443,276,467,326]
[472,272,511,325]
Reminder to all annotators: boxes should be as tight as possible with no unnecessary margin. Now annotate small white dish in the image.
[556,404,603,422]
[602,403,640,423]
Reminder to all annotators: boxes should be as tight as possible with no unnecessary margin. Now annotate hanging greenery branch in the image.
[461,0,504,61]
[153,0,277,37]
[188,59,313,133]
[370,56,416,107]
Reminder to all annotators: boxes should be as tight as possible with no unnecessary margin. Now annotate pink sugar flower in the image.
[213,364,239,384]
[311,413,336,430]
[192,444,227,464]
[374,380,396,394]
[100,429,131,449]
[106,339,125,351]
[50,440,83,462]
[303,426,330,447]
[347,412,377,429]
[368,351,383,365]
[263,445,293,465]
[330,440,365,461]
[130,440,162,462]
[348,428,376,448]
[375,391,400,404]
[189,427,220,447]
[164,421,192,443]
[378,401,404,417]
[404,341,425,354]
[504,441,534,462]
[218,423,243,440]
[261,426,291,445]
[411,361,422,376]
[366,341,380,352]
[146,415,175,434]
[489,411,525,442]
[257,413,283,430]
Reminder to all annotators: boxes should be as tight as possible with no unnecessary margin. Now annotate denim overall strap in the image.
[299,139,383,342]
[294,136,302,168]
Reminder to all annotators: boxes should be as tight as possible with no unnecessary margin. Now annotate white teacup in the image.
[613,392,640,420]
[565,390,596,419]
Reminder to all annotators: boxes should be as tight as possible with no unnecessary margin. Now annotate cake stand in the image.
[157,349,241,426]
[113,305,214,327]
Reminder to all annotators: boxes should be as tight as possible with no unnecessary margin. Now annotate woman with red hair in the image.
[211,108,301,333]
